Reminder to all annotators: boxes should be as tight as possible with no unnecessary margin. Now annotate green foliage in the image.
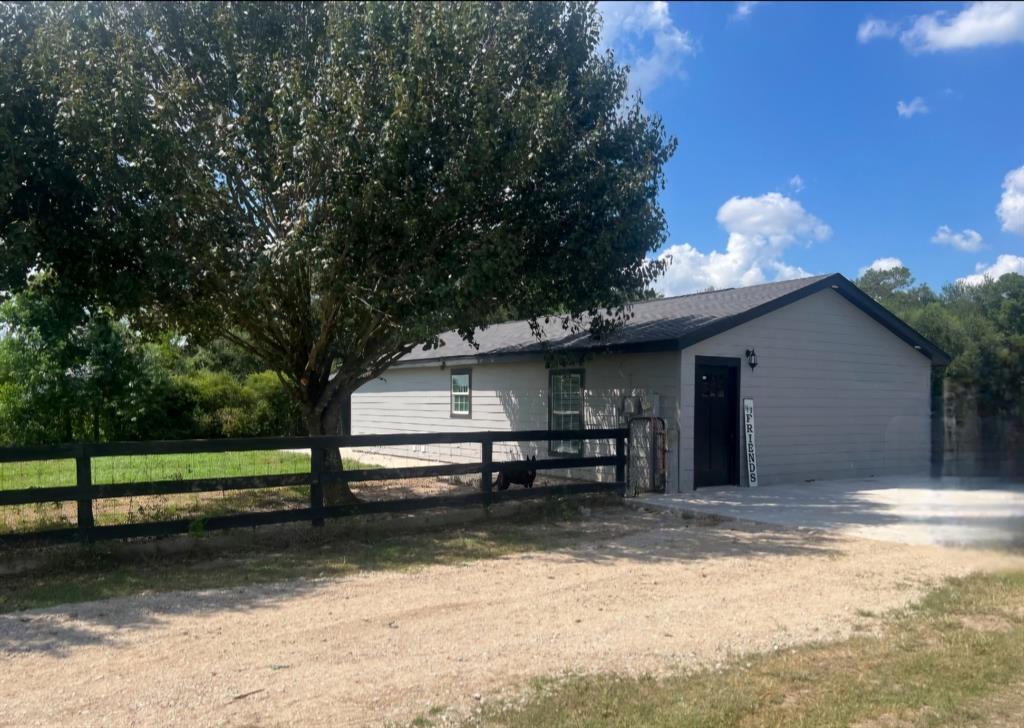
[855,267,1024,419]
[243,371,306,436]
[188,518,207,539]
[855,265,938,309]
[177,337,266,380]
[0,293,303,445]
[178,369,303,439]
[0,3,155,313]
[3,1,675,446]
[0,291,193,444]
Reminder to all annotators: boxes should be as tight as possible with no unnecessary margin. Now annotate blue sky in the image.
[597,1,1024,294]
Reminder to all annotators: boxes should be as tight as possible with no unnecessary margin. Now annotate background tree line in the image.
[2,264,1020,448]
[856,265,1023,475]
[0,289,303,445]
[854,265,1024,422]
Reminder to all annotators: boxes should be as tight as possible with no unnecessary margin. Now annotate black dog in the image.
[495,455,537,490]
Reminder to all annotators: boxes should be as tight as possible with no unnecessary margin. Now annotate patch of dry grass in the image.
[467,570,1024,728]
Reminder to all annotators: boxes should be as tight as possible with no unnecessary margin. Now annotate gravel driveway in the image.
[2,508,1022,727]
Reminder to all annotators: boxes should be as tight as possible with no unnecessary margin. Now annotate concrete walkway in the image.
[640,476,1024,548]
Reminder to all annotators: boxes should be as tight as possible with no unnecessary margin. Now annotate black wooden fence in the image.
[0,429,628,545]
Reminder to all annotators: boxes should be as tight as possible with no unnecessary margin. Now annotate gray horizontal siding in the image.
[352,352,680,487]
[678,288,931,490]
[354,287,931,493]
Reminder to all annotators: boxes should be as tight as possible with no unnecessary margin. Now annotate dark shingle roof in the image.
[397,273,951,366]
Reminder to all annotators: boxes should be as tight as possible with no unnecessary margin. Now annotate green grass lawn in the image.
[0,450,327,490]
[467,570,1024,728]
[0,450,373,535]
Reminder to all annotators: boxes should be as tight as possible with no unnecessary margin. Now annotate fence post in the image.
[75,444,94,543]
[615,435,626,484]
[481,438,493,507]
[310,445,325,527]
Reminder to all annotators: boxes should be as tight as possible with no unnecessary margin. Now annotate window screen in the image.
[450,370,471,417]
[549,370,583,455]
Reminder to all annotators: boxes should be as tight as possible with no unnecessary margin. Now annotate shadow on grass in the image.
[0,499,841,657]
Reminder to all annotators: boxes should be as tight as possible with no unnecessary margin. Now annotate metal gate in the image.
[627,416,666,496]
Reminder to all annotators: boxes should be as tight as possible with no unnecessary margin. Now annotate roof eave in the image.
[828,276,952,366]
[389,337,683,369]
[391,273,953,369]
[672,274,952,365]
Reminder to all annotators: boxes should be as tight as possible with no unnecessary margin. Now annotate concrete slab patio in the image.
[639,476,1024,548]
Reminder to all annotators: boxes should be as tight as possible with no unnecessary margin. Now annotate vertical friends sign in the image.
[743,398,758,487]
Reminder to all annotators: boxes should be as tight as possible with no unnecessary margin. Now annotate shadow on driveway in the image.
[0,508,840,656]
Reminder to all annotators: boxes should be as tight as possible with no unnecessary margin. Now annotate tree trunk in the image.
[304,388,358,505]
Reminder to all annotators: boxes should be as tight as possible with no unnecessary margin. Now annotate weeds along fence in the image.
[0,429,627,545]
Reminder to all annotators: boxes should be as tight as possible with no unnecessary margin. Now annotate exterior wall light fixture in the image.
[745,348,758,370]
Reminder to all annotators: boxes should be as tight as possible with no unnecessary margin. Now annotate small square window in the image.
[450,370,471,417]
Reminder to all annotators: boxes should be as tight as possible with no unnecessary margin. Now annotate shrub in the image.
[176,369,303,439]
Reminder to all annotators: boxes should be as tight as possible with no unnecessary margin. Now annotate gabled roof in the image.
[396,273,951,367]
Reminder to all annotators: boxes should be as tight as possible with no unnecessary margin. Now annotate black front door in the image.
[694,360,739,487]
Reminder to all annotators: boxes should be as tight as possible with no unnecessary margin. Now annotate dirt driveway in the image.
[2,508,1022,727]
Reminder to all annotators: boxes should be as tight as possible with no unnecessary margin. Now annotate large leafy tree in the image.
[0,3,161,314]
[5,2,674,502]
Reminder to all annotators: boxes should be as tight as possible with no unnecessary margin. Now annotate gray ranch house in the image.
[351,273,950,492]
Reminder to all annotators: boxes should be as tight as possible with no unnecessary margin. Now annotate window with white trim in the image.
[549,370,583,455]
[450,369,471,417]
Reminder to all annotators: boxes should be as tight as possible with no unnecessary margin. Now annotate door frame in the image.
[693,355,742,488]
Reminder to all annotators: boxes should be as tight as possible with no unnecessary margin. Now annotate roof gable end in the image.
[394,274,951,367]
[672,273,950,365]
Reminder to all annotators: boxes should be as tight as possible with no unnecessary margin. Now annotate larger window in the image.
[549,369,584,455]
[450,369,471,417]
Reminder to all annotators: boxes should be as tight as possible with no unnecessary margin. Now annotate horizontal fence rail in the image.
[0,428,629,463]
[0,429,628,545]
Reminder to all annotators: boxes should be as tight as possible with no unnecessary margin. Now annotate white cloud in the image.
[959,254,1024,285]
[733,2,759,21]
[788,174,805,192]
[655,192,830,295]
[896,97,929,118]
[598,1,696,96]
[997,164,1024,235]
[857,18,899,43]
[901,2,1024,53]
[859,257,905,276]
[932,225,983,251]
[716,193,832,241]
